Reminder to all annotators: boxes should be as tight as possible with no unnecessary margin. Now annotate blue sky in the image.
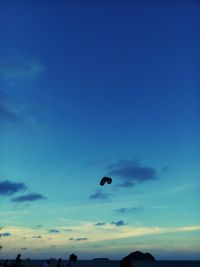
[0,0,200,261]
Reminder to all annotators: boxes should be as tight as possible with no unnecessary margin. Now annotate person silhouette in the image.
[15,254,22,267]
[56,258,62,267]
[67,254,77,267]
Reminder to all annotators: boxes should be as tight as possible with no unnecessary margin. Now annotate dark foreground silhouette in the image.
[120,251,155,267]
[15,254,22,267]
[67,253,77,267]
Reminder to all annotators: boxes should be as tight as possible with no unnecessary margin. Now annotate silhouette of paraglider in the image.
[100,177,112,186]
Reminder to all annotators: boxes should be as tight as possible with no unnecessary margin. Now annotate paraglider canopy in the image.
[100,177,112,186]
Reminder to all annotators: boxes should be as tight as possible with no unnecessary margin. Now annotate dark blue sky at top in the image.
[1,0,199,117]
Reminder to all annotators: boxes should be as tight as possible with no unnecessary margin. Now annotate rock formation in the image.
[120,251,155,267]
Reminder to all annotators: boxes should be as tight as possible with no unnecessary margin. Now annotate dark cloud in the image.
[0,232,11,237]
[85,158,108,167]
[69,237,88,241]
[20,248,27,250]
[0,91,18,123]
[0,104,18,122]
[33,235,42,239]
[111,220,126,226]
[114,206,143,214]
[0,245,2,250]
[117,181,135,188]
[107,160,157,187]
[49,229,60,233]
[162,166,169,173]
[0,180,27,196]
[11,193,46,202]
[93,222,106,226]
[89,190,109,200]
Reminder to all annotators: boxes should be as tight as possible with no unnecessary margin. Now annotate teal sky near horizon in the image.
[0,0,200,261]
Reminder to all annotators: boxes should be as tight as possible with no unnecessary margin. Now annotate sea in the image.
[0,260,200,267]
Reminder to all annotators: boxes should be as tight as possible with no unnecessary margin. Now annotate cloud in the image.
[162,166,169,173]
[85,158,108,167]
[89,190,109,200]
[0,232,11,237]
[114,206,143,214]
[75,237,88,241]
[117,181,136,188]
[69,237,88,241]
[11,193,46,202]
[0,54,45,131]
[93,222,106,226]
[49,229,60,233]
[0,102,18,123]
[20,247,27,250]
[36,224,43,228]
[0,55,45,85]
[33,235,42,239]
[0,246,2,250]
[0,180,27,196]
[107,160,157,187]
[0,90,28,131]
[111,220,126,226]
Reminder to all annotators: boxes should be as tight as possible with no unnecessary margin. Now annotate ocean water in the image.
[1,260,200,267]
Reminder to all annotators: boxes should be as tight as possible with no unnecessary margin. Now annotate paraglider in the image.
[100,177,112,186]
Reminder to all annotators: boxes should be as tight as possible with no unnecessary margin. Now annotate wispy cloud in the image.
[0,180,27,196]
[11,193,46,202]
[114,206,143,214]
[0,54,45,132]
[0,54,45,85]
[33,235,42,239]
[0,102,18,123]
[93,222,106,226]
[0,90,25,125]
[36,225,43,228]
[107,160,157,187]
[1,224,200,251]
[89,190,109,200]
[69,237,88,241]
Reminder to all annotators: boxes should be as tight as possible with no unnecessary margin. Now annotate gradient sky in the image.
[0,0,200,261]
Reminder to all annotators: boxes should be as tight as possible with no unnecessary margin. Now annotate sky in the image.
[0,0,200,261]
